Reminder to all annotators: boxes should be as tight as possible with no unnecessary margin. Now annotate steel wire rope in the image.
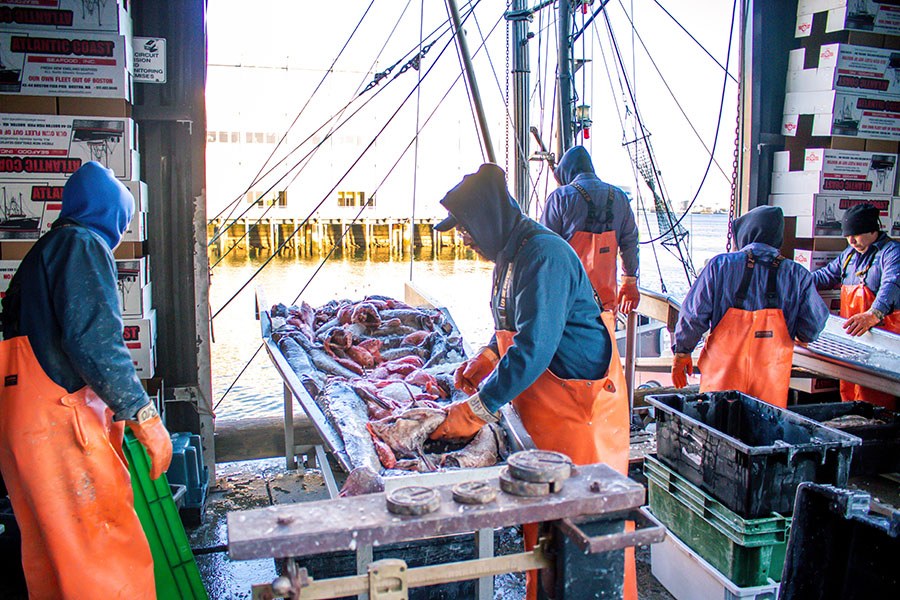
[615,0,730,183]
[208,3,468,269]
[207,0,451,250]
[206,0,378,231]
[593,12,667,292]
[649,0,738,84]
[602,0,737,246]
[214,8,507,407]
[529,4,558,218]
[410,0,426,280]
[210,4,487,322]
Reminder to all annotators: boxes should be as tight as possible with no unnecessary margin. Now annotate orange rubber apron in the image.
[838,252,900,409]
[492,234,634,599]
[568,183,619,311]
[697,253,793,408]
[0,335,156,600]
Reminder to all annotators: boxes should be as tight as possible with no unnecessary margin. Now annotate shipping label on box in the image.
[0,31,132,99]
[787,44,900,97]
[796,1,900,37]
[0,114,138,180]
[123,309,155,378]
[771,149,897,195]
[794,249,842,271]
[0,180,145,239]
[0,1,132,35]
[790,195,892,237]
[783,92,900,140]
[116,273,150,317]
[0,259,18,298]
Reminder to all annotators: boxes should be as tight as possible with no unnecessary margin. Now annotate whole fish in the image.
[439,425,500,468]
[292,333,361,379]
[277,337,325,390]
[379,309,438,330]
[317,378,382,473]
[368,407,446,460]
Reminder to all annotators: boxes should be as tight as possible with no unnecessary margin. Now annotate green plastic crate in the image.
[645,455,790,587]
[124,432,208,600]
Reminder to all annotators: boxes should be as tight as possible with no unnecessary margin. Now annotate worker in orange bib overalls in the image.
[813,202,900,409]
[429,164,634,600]
[541,146,641,314]
[671,206,830,408]
[0,162,172,599]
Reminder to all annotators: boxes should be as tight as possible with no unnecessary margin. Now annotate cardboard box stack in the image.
[0,1,155,378]
[769,1,900,399]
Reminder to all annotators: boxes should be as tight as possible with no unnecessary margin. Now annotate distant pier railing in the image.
[207,217,467,258]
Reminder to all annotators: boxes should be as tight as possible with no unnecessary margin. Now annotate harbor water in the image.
[209,213,728,420]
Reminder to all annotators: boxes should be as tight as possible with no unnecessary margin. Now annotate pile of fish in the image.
[269,296,505,477]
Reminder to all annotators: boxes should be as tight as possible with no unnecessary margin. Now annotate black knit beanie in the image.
[841,203,882,236]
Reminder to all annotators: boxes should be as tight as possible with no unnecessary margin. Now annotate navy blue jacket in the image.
[437,164,612,413]
[1,163,147,421]
[673,206,829,354]
[813,233,900,316]
[541,146,640,278]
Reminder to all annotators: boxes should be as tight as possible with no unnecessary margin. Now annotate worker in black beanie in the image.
[814,202,899,409]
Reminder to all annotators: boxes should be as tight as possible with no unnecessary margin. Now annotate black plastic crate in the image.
[779,483,899,599]
[790,402,900,476]
[646,390,861,518]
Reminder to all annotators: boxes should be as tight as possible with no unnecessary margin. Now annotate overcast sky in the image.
[206,0,741,217]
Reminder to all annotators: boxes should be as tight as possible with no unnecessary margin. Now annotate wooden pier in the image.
[207,217,467,258]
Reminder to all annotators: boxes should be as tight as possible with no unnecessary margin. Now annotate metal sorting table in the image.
[256,287,535,494]
[794,315,900,396]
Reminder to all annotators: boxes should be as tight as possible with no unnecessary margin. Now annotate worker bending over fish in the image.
[0,162,172,599]
[671,205,829,407]
[541,146,641,314]
[429,163,635,600]
[813,203,900,409]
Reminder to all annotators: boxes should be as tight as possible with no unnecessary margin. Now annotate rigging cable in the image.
[215,10,507,406]
[649,0,738,83]
[603,0,737,246]
[207,0,378,234]
[614,0,731,183]
[411,0,426,280]
[211,1,492,322]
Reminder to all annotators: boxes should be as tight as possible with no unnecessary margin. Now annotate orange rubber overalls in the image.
[492,231,634,600]
[567,183,619,312]
[0,335,156,600]
[838,251,900,409]
[696,252,794,408]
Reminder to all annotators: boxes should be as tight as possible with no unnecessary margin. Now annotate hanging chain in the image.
[726,76,741,252]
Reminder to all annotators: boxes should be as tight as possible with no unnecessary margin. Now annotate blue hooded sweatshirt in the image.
[541,146,640,278]
[673,206,829,354]
[436,164,613,413]
[1,162,148,420]
[813,233,900,317]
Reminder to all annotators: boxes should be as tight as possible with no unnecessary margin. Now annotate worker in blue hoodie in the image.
[429,164,635,600]
[0,162,171,599]
[671,206,829,408]
[541,146,641,313]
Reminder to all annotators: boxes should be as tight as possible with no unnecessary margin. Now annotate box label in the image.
[823,44,900,97]
[0,1,130,33]
[0,114,136,180]
[133,37,165,84]
[0,31,131,98]
[813,195,891,236]
[805,148,897,194]
[797,1,900,37]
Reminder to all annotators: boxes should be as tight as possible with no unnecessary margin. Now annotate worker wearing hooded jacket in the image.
[671,206,829,408]
[541,146,641,313]
[429,164,635,600]
[813,203,900,409]
[0,162,171,599]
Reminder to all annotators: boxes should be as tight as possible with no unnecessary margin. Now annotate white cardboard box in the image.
[819,289,843,313]
[794,248,842,271]
[786,44,900,97]
[891,197,900,236]
[116,256,149,287]
[773,194,892,237]
[0,180,146,239]
[0,114,139,180]
[770,149,897,195]
[0,31,133,100]
[782,91,900,140]
[117,277,150,317]
[0,259,18,298]
[123,309,155,378]
[796,1,900,37]
[0,1,132,35]
[790,375,840,393]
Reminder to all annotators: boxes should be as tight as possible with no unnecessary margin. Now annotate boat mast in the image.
[557,0,575,156]
[446,0,497,163]
[509,0,531,211]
